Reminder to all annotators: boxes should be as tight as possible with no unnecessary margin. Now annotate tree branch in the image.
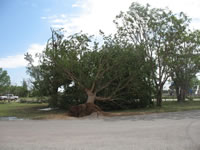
[96,76,118,93]
[96,96,112,101]
[64,69,85,90]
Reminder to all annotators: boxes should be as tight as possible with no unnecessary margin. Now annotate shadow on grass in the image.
[0,103,68,119]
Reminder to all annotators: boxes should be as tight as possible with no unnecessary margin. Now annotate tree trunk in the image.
[49,87,58,107]
[68,89,101,117]
[176,86,186,102]
[86,89,96,103]
[156,87,163,107]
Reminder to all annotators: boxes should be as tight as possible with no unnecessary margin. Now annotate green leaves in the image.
[25,2,200,107]
[114,2,200,105]
[25,27,154,107]
[0,68,10,94]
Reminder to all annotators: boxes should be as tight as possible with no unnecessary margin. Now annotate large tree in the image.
[51,31,150,104]
[167,28,200,102]
[0,68,10,95]
[25,29,153,112]
[114,2,196,106]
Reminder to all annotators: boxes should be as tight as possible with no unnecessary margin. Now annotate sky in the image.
[0,0,200,88]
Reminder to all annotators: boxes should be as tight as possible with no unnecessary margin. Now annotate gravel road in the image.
[0,110,200,150]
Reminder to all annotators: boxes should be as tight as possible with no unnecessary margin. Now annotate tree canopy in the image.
[25,2,200,111]
[25,29,154,109]
[114,2,200,105]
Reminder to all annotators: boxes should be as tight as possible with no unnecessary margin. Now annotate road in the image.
[0,110,200,150]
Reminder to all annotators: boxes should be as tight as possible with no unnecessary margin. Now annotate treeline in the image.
[0,69,29,97]
[7,80,29,97]
[25,3,200,110]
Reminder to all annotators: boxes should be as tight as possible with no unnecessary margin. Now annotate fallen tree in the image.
[25,30,153,117]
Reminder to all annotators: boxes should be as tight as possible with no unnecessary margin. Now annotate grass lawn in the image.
[0,102,68,119]
[107,101,200,116]
[0,101,200,119]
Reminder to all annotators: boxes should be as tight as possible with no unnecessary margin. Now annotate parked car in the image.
[0,94,19,100]
[7,94,19,100]
[0,96,8,100]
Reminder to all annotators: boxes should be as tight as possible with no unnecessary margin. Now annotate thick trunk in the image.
[86,90,96,103]
[69,89,101,117]
[176,86,186,102]
[156,89,162,107]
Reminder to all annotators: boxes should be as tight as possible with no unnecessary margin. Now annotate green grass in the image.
[113,101,200,114]
[0,101,200,119]
[19,97,49,103]
[0,102,67,119]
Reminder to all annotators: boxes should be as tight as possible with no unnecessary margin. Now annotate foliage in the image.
[25,53,49,97]
[25,29,153,109]
[167,19,200,101]
[114,2,200,106]
[0,68,10,95]
[190,77,200,90]
[114,3,174,106]
[25,2,200,111]
[3,79,29,97]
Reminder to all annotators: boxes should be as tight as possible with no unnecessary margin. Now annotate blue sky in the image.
[0,0,78,56]
[0,0,79,85]
[0,0,200,88]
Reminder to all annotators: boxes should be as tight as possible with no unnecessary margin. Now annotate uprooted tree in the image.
[25,29,153,116]
[59,33,149,104]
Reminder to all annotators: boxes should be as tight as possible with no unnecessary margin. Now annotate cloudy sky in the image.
[0,0,200,86]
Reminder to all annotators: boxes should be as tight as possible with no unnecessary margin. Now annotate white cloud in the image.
[0,55,25,69]
[72,3,81,8]
[41,15,58,20]
[41,16,47,20]
[51,19,68,24]
[60,14,67,18]
[72,0,87,8]
[135,0,200,30]
[43,0,200,36]
[0,44,45,69]
[46,0,133,35]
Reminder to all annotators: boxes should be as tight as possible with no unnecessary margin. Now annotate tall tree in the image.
[114,2,198,106]
[21,79,29,97]
[168,28,200,102]
[114,3,177,106]
[0,68,10,94]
